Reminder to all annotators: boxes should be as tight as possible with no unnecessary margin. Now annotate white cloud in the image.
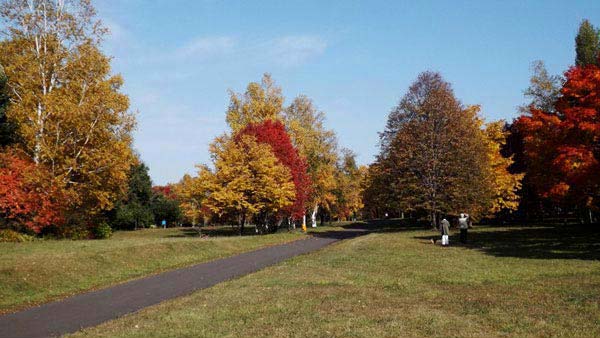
[175,36,236,60]
[268,35,327,67]
[167,34,326,67]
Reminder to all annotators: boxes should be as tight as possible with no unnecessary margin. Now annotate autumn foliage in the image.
[238,120,310,219]
[0,151,63,233]
[516,61,600,208]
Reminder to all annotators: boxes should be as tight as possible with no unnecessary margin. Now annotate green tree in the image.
[150,193,181,227]
[575,19,600,67]
[112,163,154,230]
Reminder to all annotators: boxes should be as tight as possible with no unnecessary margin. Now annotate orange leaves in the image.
[0,151,63,233]
[516,61,600,207]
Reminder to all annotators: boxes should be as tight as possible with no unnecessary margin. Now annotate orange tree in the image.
[516,60,600,217]
[0,150,63,233]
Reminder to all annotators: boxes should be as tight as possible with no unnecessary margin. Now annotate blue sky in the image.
[95,0,600,185]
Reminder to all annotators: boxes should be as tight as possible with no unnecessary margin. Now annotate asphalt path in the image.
[0,228,367,338]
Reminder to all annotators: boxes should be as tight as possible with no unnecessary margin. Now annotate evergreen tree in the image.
[150,193,181,227]
[112,163,154,230]
[575,19,600,67]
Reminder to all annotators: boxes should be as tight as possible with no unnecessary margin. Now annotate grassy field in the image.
[72,222,600,337]
[0,226,305,313]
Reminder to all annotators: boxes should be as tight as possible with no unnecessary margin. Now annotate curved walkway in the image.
[0,228,367,338]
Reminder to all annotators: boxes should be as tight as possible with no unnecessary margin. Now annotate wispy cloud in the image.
[268,35,327,67]
[164,34,327,68]
[175,36,236,60]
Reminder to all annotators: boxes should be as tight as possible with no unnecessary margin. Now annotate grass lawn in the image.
[72,222,600,337]
[0,226,305,313]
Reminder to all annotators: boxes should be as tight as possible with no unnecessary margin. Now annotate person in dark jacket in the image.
[440,218,450,246]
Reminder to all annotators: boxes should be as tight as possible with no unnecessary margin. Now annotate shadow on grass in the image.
[415,224,600,260]
[166,226,259,238]
[310,218,429,240]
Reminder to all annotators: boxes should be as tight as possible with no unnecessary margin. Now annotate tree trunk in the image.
[239,213,246,236]
[311,205,318,227]
[430,210,437,229]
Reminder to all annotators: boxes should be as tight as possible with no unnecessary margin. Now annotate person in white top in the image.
[458,213,469,243]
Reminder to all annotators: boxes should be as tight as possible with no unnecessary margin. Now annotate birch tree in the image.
[0,0,135,216]
[284,95,338,227]
[226,73,284,133]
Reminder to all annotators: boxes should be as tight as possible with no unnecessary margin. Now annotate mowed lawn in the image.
[0,226,304,313]
[72,223,600,338]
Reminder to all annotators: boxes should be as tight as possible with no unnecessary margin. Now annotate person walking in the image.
[458,213,469,243]
[440,218,450,246]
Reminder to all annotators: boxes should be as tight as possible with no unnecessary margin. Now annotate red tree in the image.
[237,120,311,219]
[516,60,600,208]
[152,185,177,199]
[0,151,64,233]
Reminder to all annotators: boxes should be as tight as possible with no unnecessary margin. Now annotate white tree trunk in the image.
[311,205,318,227]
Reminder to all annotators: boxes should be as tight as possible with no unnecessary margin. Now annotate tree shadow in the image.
[166,226,259,238]
[415,224,600,260]
[310,219,429,240]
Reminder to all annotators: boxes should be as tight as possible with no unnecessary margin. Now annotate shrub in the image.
[93,222,112,239]
[0,150,64,233]
[0,229,34,242]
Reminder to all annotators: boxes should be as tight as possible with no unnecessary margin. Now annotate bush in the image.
[93,222,112,239]
[0,229,35,242]
[42,212,91,239]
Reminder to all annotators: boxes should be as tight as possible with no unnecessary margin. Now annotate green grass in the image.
[0,226,305,313]
[72,223,600,337]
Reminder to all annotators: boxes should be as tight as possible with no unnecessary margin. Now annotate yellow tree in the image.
[332,149,364,221]
[174,173,211,226]
[198,134,295,235]
[0,1,135,216]
[225,73,284,133]
[284,95,338,227]
[483,120,523,214]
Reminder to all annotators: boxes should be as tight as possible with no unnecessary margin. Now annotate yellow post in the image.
[302,214,307,232]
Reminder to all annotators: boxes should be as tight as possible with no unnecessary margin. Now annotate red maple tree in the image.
[516,60,600,208]
[152,185,177,199]
[237,120,311,219]
[0,151,64,233]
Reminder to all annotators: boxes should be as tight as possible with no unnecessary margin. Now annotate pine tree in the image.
[575,19,600,67]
